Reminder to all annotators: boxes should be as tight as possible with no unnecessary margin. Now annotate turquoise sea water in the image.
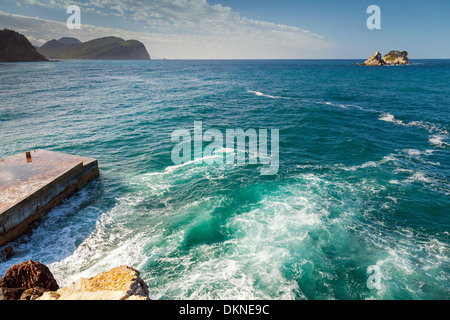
[0,60,449,299]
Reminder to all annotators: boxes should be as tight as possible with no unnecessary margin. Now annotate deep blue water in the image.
[0,59,449,299]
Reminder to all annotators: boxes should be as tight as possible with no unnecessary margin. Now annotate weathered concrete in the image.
[0,149,99,246]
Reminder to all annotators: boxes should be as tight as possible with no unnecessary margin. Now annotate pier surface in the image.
[0,149,99,247]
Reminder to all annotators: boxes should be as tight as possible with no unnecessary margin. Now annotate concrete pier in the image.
[0,149,99,247]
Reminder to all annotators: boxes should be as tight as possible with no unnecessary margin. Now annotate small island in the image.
[358,50,410,66]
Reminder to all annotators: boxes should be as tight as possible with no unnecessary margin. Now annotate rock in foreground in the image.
[39,265,150,300]
[0,260,58,294]
[0,261,150,300]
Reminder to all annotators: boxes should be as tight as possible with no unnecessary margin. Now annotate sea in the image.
[0,59,449,300]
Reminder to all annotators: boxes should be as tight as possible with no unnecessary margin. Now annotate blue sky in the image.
[1,0,449,59]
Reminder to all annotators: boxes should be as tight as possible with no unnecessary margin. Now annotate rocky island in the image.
[38,36,151,60]
[359,50,410,66]
[0,29,48,62]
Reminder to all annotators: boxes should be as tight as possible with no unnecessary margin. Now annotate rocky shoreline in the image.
[0,260,150,300]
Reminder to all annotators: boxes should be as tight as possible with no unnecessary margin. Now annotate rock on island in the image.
[358,50,410,66]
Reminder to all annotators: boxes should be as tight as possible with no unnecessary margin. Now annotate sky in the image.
[0,0,449,59]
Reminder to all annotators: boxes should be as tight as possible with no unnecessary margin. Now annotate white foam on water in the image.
[405,171,433,184]
[322,101,349,109]
[404,149,421,156]
[164,156,217,173]
[50,231,148,287]
[403,149,435,157]
[247,91,383,116]
[161,147,242,176]
[296,159,383,172]
[408,121,448,135]
[341,161,380,172]
[247,90,293,100]
[46,177,195,287]
[289,164,450,298]
[400,149,441,166]
[379,113,405,125]
[377,112,449,150]
[0,187,100,276]
[150,241,302,300]
[429,134,449,148]
[137,173,331,299]
[217,147,237,154]
[361,220,450,299]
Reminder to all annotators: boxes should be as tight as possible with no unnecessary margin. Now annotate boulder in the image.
[0,260,59,291]
[39,265,150,300]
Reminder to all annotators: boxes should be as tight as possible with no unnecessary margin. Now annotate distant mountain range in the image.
[0,29,151,62]
[37,36,151,60]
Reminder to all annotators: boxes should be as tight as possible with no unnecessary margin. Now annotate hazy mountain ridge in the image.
[37,36,151,60]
